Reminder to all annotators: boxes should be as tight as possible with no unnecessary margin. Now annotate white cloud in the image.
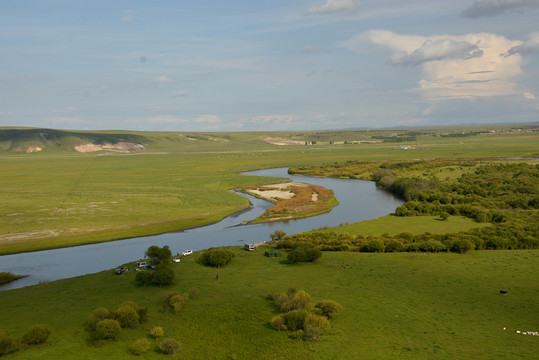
[153,75,172,84]
[523,91,536,99]
[505,32,539,56]
[195,115,221,124]
[388,39,483,66]
[306,0,361,15]
[122,9,136,22]
[461,0,539,18]
[145,115,187,124]
[171,91,187,97]
[346,30,525,100]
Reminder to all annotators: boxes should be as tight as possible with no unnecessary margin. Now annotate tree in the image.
[23,324,52,345]
[112,304,139,328]
[151,265,175,286]
[270,230,286,241]
[440,212,450,221]
[88,307,111,330]
[130,338,151,356]
[197,248,235,267]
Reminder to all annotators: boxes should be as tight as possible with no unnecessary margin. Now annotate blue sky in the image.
[1,0,538,131]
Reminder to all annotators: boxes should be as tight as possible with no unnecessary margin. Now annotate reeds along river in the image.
[0,168,403,290]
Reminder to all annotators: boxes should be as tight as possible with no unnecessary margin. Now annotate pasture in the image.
[0,247,537,359]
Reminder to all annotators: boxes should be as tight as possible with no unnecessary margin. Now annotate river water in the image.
[0,168,402,290]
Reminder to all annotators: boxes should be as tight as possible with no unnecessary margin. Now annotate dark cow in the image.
[499,290,508,296]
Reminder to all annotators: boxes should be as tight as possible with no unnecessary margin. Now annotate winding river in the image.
[0,168,403,290]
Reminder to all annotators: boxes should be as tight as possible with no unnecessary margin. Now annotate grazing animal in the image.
[499,290,508,295]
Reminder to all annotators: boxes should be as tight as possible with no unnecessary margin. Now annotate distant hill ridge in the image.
[0,128,147,153]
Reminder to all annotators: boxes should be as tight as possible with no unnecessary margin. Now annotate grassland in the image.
[0,247,537,359]
[1,125,537,255]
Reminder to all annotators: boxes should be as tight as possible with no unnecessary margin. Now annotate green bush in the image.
[22,324,51,345]
[303,313,330,341]
[283,310,309,331]
[287,244,322,263]
[0,330,19,356]
[197,248,235,267]
[112,304,139,328]
[150,326,164,339]
[451,239,475,254]
[130,338,151,356]
[164,292,189,312]
[94,319,121,340]
[315,300,343,319]
[88,307,111,330]
[158,338,180,355]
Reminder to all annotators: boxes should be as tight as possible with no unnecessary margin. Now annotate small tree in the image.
[150,326,164,339]
[23,324,52,345]
[158,338,180,355]
[440,212,450,221]
[95,319,121,340]
[270,230,286,241]
[303,313,330,341]
[130,338,151,356]
[151,266,175,286]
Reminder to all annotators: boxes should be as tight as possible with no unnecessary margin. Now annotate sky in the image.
[1,0,538,131]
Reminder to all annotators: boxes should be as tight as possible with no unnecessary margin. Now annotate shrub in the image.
[112,304,140,328]
[283,310,309,331]
[271,315,286,331]
[287,244,322,263]
[88,307,111,330]
[0,331,19,356]
[151,266,175,286]
[158,338,180,355]
[303,313,330,341]
[130,338,151,356]
[95,319,121,340]
[315,300,343,319]
[164,292,189,312]
[150,326,164,339]
[362,239,385,253]
[197,248,235,267]
[23,324,51,345]
[451,239,475,254]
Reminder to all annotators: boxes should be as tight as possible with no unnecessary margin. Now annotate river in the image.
[0,168,403,290]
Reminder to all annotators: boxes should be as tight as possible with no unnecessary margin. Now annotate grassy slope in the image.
[1,127,538,254]
[0,248,537,359]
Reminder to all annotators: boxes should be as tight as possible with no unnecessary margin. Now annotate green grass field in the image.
[1,126,538,254]
[0,247,537,359]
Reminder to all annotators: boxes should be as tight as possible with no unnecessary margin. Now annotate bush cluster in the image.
[197,248,235,267]
[1,324,52,356]
[269,289,342,341]
[88,301,147,341]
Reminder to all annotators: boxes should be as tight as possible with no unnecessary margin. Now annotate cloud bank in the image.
[461,0,539,18]
[343,30,526,100]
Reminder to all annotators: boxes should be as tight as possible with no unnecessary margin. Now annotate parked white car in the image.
[182,250,193,256]
[172,258,181,263]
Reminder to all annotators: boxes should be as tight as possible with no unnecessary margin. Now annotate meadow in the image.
[1,125,537,254]
[0,125,538,359]
[0,246,537,359]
